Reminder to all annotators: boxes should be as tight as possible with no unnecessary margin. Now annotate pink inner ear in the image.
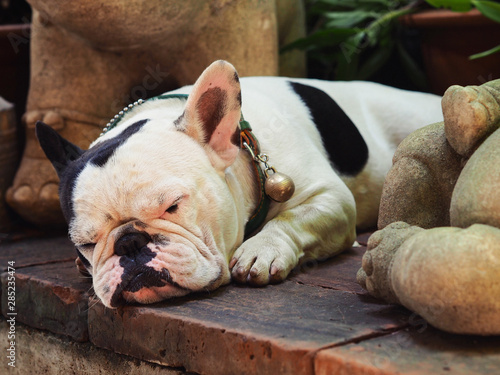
[203,95,241,168]
[182,60,242,168]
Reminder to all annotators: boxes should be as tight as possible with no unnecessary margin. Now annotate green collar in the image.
[100,94,270,238]
[239,117,272,237]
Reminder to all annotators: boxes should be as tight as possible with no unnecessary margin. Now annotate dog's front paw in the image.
[229,235,299,285]
[357,222,424,304]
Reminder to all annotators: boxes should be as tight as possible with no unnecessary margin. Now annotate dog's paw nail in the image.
[362,252,374,276]
[229,257,237,269]
[249,267,259,278]
[236,266,246,277]
[270,265,278,276]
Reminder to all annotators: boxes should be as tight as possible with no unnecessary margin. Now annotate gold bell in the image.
[264,168,295,203]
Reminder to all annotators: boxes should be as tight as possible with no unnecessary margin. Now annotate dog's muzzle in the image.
[110,231,177,307]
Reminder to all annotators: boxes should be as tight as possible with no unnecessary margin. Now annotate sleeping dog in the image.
[36,60,442,308]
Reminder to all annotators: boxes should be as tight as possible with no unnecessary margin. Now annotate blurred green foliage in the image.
[282,0,500,86]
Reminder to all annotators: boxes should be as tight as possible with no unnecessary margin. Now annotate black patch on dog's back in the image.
[58,119,149,223]
[289,81,368,175]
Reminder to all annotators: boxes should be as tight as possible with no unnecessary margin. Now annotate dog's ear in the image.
[36,121,84,177]
[178,60,242,169]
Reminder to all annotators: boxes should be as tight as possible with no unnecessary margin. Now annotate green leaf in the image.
[336,32,367,65]
[472,0,500,23]
[424,0,473,11]
[469,43,500,59]
[324,10,380,28]
[313,0,356,7]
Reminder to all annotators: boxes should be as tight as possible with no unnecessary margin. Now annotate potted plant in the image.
[282,0,500,94]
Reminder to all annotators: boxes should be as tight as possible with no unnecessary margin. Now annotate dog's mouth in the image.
[110,265,186,307]
[126,267,171,292]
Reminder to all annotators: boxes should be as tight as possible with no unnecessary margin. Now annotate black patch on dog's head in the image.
[90,119,149,167]
[289,81,369,176]
[57,119,149,223]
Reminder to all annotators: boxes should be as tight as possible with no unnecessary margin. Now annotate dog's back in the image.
[234,77,443,228]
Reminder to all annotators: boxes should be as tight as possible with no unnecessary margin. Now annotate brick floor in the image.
[1,234,500,374]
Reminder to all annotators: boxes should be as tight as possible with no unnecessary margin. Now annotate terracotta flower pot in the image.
[401,9,500,95]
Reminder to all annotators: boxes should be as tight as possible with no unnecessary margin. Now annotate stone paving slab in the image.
[1,234,500,375]
[289,245,366,294]
[89,282,410,375]
[0,235,75,271]
[1,260,92,342]
[0,319,191,375]
[314,325,500,375]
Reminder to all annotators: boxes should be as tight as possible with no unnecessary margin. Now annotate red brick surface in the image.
[0,235,75,271]
[289,245,367,294]
[2,234,500,374]
[89,282,409,375]
[315,325,500,375]
[1,260,91,342]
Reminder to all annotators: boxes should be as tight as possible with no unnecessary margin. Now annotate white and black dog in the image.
[37,60,442,308]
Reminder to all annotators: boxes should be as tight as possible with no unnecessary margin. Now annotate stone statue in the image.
[6,0,305,226]
[357,79,500,335]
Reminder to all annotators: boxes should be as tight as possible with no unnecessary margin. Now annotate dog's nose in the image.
[115,232,151,257]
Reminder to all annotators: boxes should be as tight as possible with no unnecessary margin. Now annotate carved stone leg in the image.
[451,127,500,229]
[377,122,463,229]
[391,224,500,335]
[359,223,500,335]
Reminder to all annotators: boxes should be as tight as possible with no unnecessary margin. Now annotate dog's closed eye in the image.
[163,195,183,216]
[78,243,96,251]
[165,204,179,214]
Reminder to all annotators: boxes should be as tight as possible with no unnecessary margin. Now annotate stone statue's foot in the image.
[6,109,102,227]
[357,221,423,304]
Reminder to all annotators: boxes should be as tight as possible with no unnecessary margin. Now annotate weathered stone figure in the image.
[358,79,500,335]
[6,0,305,226]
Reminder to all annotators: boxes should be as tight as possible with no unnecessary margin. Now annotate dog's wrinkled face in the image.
[37,61,245,307]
